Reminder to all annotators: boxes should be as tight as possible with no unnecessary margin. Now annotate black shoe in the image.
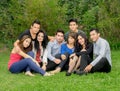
[66,72,71,76]
[76,71,87,76]
[73,70,77,74]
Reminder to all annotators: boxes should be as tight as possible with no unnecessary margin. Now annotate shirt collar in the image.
[54,39,58,44]
[94,37,101,45]
[54,39,65,45]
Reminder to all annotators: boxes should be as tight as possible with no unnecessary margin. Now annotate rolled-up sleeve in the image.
[90,41,107,66]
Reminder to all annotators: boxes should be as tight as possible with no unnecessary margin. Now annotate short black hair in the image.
[55,29,64,35]
[68,18,78,24]
[90,28,99,33]
[32,19,41,26]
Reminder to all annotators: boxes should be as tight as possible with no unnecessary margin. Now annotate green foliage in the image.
[0,0,26,43]
[58,0,120,49]
[24,0,67,35]
[0,0,120,49]
[0,0,67,49]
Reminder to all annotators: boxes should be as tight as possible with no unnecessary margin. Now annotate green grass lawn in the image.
[0,50,120,91]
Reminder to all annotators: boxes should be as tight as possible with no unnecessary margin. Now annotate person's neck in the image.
[82,44,86,49]
[39,42,42,46]
[58,41,62,44]
[72,29,78,33]
[95,37,100,43]
[39,42,42,49]
[30,29,36,38]
[67,43,74,48]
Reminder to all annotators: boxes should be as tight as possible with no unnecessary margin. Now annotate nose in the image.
[27,43,29,46]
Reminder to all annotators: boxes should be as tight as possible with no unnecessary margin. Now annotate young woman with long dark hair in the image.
[66,33,93,76]
[8,35,51,76]
[33,30,48,70]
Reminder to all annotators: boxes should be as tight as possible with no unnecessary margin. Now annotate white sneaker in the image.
[44,72,53,76]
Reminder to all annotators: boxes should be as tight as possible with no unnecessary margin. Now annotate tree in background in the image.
[58,0,120,49]
[0,0,66,49]
[0,0,120,49]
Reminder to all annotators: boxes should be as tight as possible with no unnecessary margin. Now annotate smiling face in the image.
[37,32,44,43]
[78,35,85,46]
[69,22,78,32]
[90,30,100,42]
[68,36,75,44]
[31,23,40,34]
[23,38,31,48]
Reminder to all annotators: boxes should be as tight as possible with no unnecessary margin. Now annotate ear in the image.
[98,33,100,37]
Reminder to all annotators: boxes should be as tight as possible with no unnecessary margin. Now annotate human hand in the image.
[84,64,93,72]
[54,59,61,64]
[15,46,21,53]
[42,64,46,71]
[61,54,66,60]
[70,53,76,58]
[50,36,55,42]
[43,62,47,65]
[81,49,86,52]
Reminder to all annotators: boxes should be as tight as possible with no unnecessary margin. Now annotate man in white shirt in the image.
[76,28,112,75]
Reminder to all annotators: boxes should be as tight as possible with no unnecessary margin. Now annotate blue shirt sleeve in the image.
[60,44,66,54]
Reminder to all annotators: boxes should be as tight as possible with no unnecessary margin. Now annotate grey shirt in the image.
[64,30,85,41]
[90,37,112,66]
[47,40,64,61]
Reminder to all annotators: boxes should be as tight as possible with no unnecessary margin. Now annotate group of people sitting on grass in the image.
[8,19,112,76]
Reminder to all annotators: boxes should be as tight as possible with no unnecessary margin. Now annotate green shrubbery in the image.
[0,0,120,49]
[0,0,67,49]
[58,0,120,49]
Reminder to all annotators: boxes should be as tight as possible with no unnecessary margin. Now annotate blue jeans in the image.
[9,51,46,75]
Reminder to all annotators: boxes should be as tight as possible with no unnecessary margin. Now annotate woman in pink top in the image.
[8,35,51,76]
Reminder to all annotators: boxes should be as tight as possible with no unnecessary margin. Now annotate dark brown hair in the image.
[18,35,32,53]
[55,29,64,35]
[67,32,77,46]
[90,28,99,33]
[31,19,40,26]
[68,18,78,24]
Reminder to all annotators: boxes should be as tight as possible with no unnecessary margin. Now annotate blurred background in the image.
[0,0,120,49]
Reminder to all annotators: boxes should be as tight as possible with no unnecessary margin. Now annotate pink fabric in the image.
[8,53,22,69]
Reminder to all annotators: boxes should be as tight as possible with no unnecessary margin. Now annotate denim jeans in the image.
[9,51,46,75]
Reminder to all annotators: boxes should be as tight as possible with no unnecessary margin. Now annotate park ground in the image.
[0,46,120,91]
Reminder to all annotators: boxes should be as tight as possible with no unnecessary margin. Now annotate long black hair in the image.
[75,33,90,52]
[34,30,48,50]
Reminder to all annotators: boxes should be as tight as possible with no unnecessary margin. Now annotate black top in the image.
[74,42,93,59]
[18,30,36,41]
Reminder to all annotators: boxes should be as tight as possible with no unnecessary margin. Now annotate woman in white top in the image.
[33,30,48,70]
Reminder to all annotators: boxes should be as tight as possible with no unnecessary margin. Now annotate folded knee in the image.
[27,51,34,57]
